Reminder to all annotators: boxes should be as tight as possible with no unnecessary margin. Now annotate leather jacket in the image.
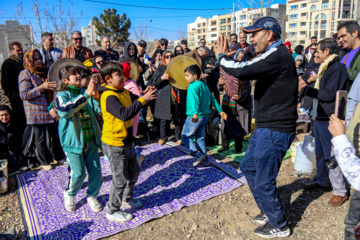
[62,45,93,60]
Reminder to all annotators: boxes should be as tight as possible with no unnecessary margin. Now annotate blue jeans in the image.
[240,128,295,229]
[181,117,208,156]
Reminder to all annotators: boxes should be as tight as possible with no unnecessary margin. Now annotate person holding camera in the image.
[298,38,349,206]
[329,114,360,240]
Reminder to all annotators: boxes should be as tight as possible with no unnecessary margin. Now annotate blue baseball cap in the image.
[242,17,281,35]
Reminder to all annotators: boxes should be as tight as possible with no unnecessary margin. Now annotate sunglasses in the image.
[72,38,82,41]
[200,41,205,43]
[161,44,167,46]
[311,48,317,50]
[165,55,173,59]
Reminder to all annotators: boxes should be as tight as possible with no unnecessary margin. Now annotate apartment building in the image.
[286,0,360,47]
[234,4,286,43]
[187,13,232,48]
[81,21,100,47]
[187,5,285,48]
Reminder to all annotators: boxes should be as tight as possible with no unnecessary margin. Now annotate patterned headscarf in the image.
[23,49,46,78]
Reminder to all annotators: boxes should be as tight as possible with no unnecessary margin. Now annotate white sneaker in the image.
[63,191,75,212]
[106,211,133,222]
[121,199,143,209]
[87,196,103,212]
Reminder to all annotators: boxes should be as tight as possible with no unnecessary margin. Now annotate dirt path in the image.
[0,140,349,240]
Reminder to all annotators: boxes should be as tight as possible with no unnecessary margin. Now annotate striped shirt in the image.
[18,69,54,124]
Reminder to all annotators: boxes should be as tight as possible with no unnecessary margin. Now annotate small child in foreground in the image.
[99,61,156,222]
[55,66,103,213]
[181,64,227,167]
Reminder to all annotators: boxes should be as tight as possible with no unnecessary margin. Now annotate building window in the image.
[322,2,329,9]
[331,22,334,30]
[220,26,226,31]
[301,22,306,26]
[192,28,195,31]
[253,14,260,18]
[211,34,217,37]
[289,14,298,19]
[197,30,200,33]
[301,12,307,17]
[220,19,226,24]
[211,28,216,31]
[311,5,316,10]
[320,31,326,38]
[203,23,205,26]
[301,3,307,7]
[300,40,305,44]
[315,22,319,29]
[300,31,306,35]
[289,5,298,10]
[290,23,297,28]
[240,15,246,20]
[197,24,201,28]
[321,22,327,29]
[289,32,297,37]
[315,13,327,19]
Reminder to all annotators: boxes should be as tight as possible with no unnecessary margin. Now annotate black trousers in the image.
[158,105,183,141]
[344,190,360,240]
[221,132,244,153]
[31,123,65,166]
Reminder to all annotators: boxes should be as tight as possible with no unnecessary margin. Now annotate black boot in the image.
[218,146,229,153]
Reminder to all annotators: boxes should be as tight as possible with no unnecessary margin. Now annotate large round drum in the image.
[119,58,140,81]
[48,58,83,86]
[166,55,201,90]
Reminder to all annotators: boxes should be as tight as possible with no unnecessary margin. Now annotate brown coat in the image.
[186,48,203,71]
[62,45,93,60]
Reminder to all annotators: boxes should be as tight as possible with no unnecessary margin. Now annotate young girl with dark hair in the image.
[54,66,103,213]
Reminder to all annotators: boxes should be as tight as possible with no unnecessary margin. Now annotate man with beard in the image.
[227,33,241,57]
[239,31,256,60]
[94,36,119,61]
[181,39,191,54]
[1,42,27,136]
[214,17,298,238]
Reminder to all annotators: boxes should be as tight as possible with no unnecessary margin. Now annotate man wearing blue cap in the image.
[213,17,298,238]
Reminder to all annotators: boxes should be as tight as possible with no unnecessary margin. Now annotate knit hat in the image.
[284,41,291,47]
[295,55,304,62]
[120,62,131,79]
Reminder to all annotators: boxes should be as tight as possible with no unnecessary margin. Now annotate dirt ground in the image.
[0,133,350,240]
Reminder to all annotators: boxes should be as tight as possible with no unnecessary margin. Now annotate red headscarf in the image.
[284,42,293,54]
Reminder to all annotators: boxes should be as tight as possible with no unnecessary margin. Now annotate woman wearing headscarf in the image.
[91,54,105,85]
[18,49,65,170]
[284,42,293,54]
[149,50,187,145]
[120,42,146,90]
[293,45,308,68]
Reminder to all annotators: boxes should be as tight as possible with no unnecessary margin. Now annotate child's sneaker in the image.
[201,156,211,167]
[121,199,143,209]
[87,196,103,212]
[63,191,75,212]
[193,153,206,167]
[254,222,290,238]
[254,211,269,224]
[106,211,133,222]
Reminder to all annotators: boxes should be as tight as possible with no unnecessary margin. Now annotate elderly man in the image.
[39,32,62,70]
[199,39,206,47]
[214,17,298,238]
[62,31,93,62]
[238,31,256,60]
[181,39,191,54]
[94,36,119,61]
[0,42,27,134]
[186,46,208,72]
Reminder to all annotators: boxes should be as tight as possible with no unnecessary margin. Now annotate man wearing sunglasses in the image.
[62,31,93,62]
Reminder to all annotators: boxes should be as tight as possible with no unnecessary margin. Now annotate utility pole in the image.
[231,2,236,34]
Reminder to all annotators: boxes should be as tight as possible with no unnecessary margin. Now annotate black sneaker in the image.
[254,222,290,238]
[254,211,269,224]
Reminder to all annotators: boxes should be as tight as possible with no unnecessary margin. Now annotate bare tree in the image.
[16,0,82,48]
[132,22,154,42]
[174,28,188,41]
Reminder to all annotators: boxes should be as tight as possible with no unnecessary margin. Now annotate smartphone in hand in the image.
[334,90,348,120]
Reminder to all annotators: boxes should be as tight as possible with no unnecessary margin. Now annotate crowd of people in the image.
[1,16,360,239]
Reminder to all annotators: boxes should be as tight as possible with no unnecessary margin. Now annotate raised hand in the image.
[141,88,157,102]
[213,35,229,58]
[85,79,95,96]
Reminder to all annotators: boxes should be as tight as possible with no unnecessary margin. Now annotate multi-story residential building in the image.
[187,13,232,48]
[0,21,34,66]
[187,5,285,48]
[286,0,360,47]
[81,21,100,47]
[53,32,70,50]
[234,4,286,42]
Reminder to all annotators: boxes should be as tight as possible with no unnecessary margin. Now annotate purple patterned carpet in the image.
[17,143,246,240]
